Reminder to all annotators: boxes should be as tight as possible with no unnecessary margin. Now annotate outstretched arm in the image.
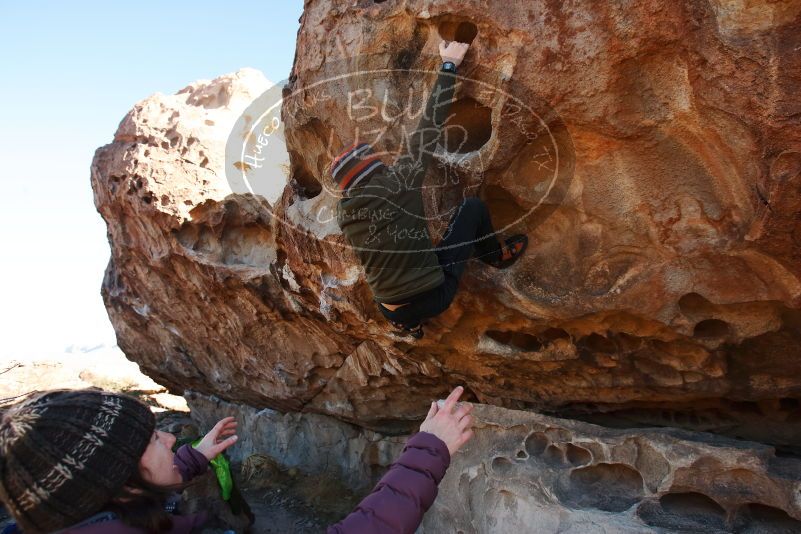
[325,431,450,534]
[393,41,469,191]
[326,386,474,534]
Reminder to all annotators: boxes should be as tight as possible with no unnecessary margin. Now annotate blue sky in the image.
[0,1,303,357]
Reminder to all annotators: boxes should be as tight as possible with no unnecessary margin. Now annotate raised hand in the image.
[439,40,470,67]
[419,386,475,455]
[194,416,239,461]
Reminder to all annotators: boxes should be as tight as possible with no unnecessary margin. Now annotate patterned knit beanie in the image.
[329,142,387,196]
[0,389,156,533]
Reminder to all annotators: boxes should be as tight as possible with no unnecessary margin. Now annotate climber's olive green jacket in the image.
[336,66,458,304]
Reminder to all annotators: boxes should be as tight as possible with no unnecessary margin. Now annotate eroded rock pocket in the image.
[557,463,645,513]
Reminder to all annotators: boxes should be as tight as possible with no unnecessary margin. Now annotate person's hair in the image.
[103,462,191,533]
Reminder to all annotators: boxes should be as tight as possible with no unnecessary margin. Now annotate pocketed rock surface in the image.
[90,3,801,527]
[187,392,801,532]
[424,403,801,533]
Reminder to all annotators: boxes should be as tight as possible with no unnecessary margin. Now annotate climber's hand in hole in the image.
[419,386,474,456]
[439,40,470,67]
[195,416,239,461]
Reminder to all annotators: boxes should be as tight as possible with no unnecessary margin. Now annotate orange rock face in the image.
[92,1,801,447]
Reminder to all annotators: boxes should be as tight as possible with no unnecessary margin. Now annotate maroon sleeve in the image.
[326,431,451,534]
[173,444,210,482]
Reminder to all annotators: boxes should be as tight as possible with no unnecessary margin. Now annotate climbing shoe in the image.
[389,319,424,339]
[489,234,528,269]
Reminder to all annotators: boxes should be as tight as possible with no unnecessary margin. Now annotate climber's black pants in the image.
[377,197,501,329]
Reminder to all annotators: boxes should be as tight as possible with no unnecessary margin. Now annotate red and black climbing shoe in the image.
[490,234,528,269]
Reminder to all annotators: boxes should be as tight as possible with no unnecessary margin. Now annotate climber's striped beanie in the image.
[330,142,386,195]
[0,389,156,533]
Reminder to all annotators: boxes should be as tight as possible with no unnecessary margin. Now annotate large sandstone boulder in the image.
[91,0,801,451]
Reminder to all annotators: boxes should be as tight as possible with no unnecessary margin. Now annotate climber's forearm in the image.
[416,66,458,149]
[396,65,458,187]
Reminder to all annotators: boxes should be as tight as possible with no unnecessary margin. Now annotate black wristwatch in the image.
[442,61,457,73]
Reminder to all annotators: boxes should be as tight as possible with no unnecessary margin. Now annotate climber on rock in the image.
[332,39,528,339]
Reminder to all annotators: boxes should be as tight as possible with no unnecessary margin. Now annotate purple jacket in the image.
[60,444,209,534]
[61,431,449,534]
[327,431,451,534]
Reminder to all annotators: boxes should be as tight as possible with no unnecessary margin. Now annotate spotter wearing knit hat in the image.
[330,142,387,195]
[0,389,156,534]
